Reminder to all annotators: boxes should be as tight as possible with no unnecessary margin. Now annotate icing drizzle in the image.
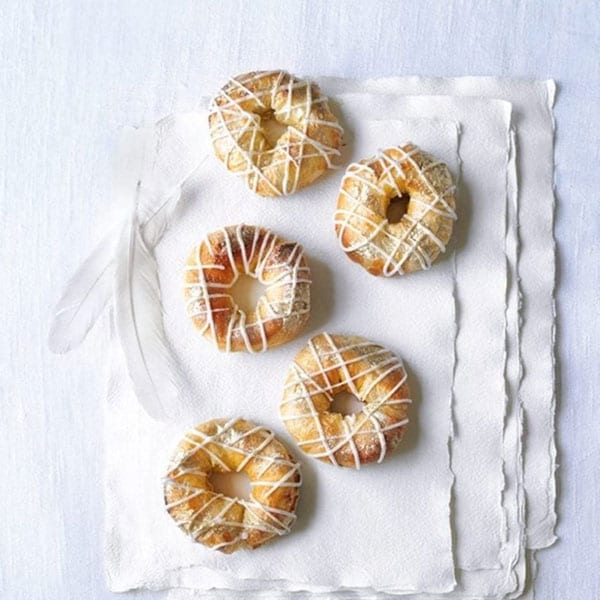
[280,333,412,470]
[184,224,311,353]
[164,418,301,552]
[335,145,457,276]
[209,71,343,196]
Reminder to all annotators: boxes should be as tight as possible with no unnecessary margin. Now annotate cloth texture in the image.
[96,78,555,598]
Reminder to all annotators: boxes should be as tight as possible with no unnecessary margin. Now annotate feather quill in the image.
[48,225,120,353]
[47,113,209,355]
[47,126,152,354]
[112,116,209,420]
[50,113,208,418]
[47,187,180,355]
[114,188,186,420]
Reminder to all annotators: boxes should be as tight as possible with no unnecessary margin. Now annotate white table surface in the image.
[1,1,599,599]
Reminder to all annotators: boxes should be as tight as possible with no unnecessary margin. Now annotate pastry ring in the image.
[280,333,411,469]
[184,224,311,353]
[164,418,301,553]
[335,144,457,276]
[209,70,343,197]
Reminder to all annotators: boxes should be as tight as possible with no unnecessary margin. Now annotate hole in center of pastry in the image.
[229,274,266,314]
[386,193,410,224]
[330,392,364,415]
[209,470,252,501]
[261,110,288,146]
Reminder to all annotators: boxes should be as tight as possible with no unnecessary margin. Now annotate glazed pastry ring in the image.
[184,224,311,353]
[164,418,301,553]
[335,144,457,276]
[280,333,412,469]
[209,70,343,197]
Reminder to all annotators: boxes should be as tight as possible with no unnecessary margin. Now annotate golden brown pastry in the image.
[280,333,411,469]
[209,70,343,197]
[164,418,301,553]
[335,144,457,276]
[184,224,311,353]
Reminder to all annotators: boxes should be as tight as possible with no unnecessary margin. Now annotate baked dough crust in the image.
[184,224,311,353]
[280,333,411,469]
[335,144,457,276]
[209,70,343,197]
[164,418,301,553]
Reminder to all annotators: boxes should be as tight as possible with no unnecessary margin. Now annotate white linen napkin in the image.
[161,95,522,598]
[105,116,460,594]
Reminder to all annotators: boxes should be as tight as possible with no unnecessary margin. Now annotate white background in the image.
[1,1,598,599]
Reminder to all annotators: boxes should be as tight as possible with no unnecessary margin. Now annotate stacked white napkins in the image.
[51,77,556,599]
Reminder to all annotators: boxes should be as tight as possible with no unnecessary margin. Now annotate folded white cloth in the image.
[157,94,523,598]
[105,115,461,594]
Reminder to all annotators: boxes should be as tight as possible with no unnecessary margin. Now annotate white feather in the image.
[47,113,209,356]
[47,126,152,354]
[114,185,187,420]
[48,225,120,354]
[46,188,179,355]
[49,113,209,418]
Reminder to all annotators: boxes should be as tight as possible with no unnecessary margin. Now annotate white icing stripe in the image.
[342,418,361,471]
[185,225,310,353]
[336,145,456,276]
[209,71,342,195]
[281,347,399,395]
[164,419,301,548]
[280,334,410,469]
[299,340,338,466]
[294,419,410,446]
